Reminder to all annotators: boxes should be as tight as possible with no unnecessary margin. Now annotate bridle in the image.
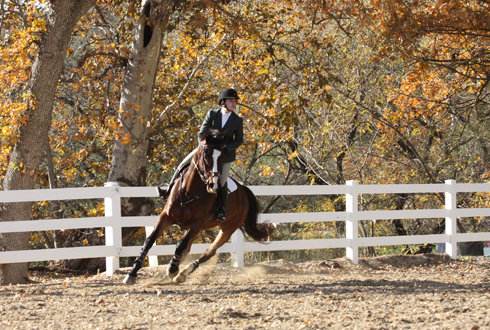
[192,158,218,186]
[192,142,222,193]
[175,132,225,222]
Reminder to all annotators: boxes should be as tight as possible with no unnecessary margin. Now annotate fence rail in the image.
[0,180,489,276]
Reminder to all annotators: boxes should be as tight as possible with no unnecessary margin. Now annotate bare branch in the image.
[153,33,228,128]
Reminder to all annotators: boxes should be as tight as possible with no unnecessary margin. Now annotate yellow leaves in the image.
[257,68,269,75]
[120,132,132,145]
[258,165,274,177]
[289,151,298,160]
[87,202,105,217]
[54,147,65,155]
[64,167,78,183]
[0,10,40,169]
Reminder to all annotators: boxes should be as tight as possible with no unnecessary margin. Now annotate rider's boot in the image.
[216,182,228,221]
[156,180,175,198]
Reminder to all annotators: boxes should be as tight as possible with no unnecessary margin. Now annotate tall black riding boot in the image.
[216,182,228,221]
[156,180,174,198]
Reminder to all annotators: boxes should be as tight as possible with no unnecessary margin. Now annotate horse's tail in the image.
[241,185,274,242]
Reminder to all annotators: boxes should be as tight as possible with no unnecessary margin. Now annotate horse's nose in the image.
[208,181,219,193]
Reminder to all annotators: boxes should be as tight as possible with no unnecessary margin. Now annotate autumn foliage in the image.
[1,0,490,276]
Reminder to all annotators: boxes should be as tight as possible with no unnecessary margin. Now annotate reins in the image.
[178,144,219,211]
[178,173,200,208]
[192,147,219,186]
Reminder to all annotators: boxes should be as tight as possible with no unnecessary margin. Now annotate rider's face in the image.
[223,98,238,112]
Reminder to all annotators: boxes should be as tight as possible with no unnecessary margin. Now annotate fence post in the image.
[104,182,122,275]
[445,179,458,259]
[346,180,359,265]
[231,230,244,267]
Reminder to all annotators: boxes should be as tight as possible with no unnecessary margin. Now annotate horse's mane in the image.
[199,128,225,147]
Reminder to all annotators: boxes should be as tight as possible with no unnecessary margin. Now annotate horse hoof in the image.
[160,275,173,284]
[166,270,178,279]
[173,274,186,284]
[123,275,137,285]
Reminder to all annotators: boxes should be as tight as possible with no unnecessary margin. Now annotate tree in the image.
[100,0,174,258]
[3,0,490,270]
[0,0,96,285]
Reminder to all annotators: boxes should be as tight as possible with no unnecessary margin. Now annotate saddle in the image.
[156,164,191,198]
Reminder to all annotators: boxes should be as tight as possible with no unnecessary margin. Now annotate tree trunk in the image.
[108,0,173,227]
[0,0,95,285]
[63,0,178,273]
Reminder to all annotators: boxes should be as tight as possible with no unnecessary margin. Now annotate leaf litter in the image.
[1,253,489,329]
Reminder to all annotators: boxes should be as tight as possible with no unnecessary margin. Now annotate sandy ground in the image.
[1,254,490,329]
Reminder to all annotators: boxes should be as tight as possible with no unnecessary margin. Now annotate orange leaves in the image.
[289,151,298,160]
[86,201,105,217]
[0,31,37,179]
[0,3,48,180]
[0,0,483,194]
[120,132,132,146]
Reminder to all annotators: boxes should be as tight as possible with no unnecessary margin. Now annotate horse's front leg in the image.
[174,229,232,283]
[123,214,171,285]
[164,227,199,283]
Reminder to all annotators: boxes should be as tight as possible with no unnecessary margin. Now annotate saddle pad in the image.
[227,178,238,193]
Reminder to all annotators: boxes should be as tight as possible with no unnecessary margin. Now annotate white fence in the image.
[0,180,490,276]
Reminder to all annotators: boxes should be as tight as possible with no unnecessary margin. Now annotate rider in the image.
[157,88,244,221]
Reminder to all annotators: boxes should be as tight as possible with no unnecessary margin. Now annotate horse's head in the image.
[196,129,226,194]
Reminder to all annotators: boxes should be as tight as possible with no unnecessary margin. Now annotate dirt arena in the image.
[1,254,489,329]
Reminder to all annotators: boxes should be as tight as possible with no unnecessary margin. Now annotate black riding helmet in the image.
[218,88,239,106]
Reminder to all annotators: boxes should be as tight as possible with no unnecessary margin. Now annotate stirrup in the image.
[217,206,226,221]
[156,184,170,197]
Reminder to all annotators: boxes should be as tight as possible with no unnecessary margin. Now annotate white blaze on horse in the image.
[123,129,273,285]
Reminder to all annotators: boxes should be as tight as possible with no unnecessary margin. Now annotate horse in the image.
[123,129,273,285]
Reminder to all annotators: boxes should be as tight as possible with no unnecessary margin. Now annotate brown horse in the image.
[123,129,273,285]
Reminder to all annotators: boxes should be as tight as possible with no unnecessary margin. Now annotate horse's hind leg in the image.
[164,227,200,282]
[174,229,232,283]
[123,214,172,285]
